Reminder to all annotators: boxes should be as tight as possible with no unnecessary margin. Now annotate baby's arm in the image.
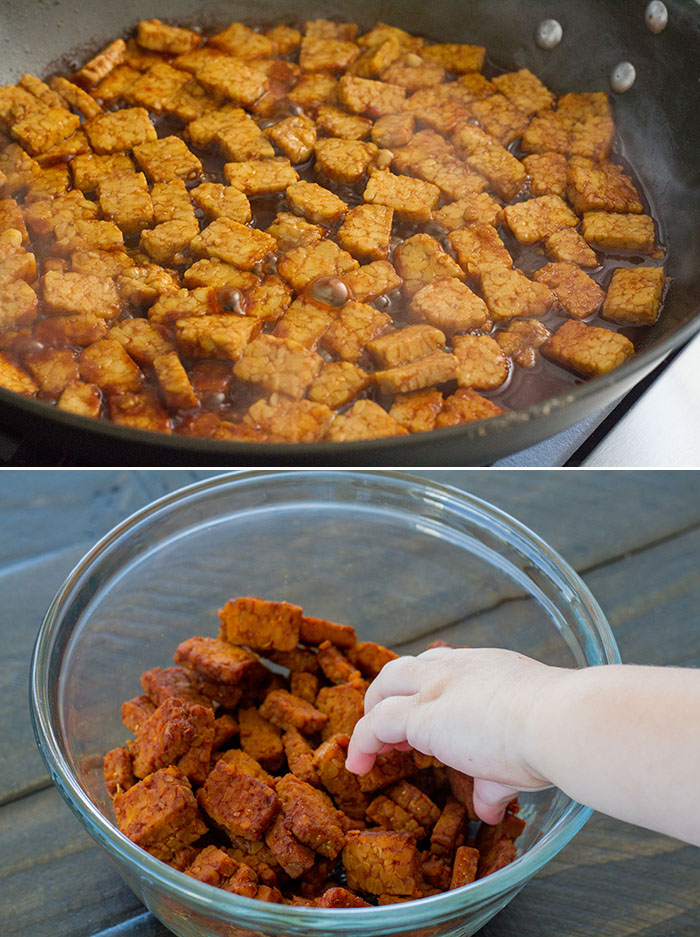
[345,648,700,847]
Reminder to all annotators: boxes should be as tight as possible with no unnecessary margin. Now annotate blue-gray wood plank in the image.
[1,469,699,937]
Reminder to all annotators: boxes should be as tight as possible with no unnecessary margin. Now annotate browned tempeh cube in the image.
[98,171,154,236]
[422,852,452,890]
[183,260,257,292]
[265,814,316,878]
[233,334,323,399]
[260,689,328,735]
[300,615,357,649]
[78,339,143,394]
[197,759,280,841]
[343,830,421,895]
[316,640,360,685]
[433,192,504,231]
[244,395,335,443]
[581,212,655,252]
[315,683,364,741]
[543,319,634,377]
[545,226,598,268]
[0,280,38,334]
[11,107,80,156]
[430,796,466,857]
[133,136,202,183]
[601,266,665,326]
[137,19,201,54]
[219,596,302,651]
[317,105,371,141]
[108,388,171,432]
[495,318,551,369]
[375,350,458,396]
[0,352,38,396]
[265,115,316,164]
[85,108,156,154]
[224,157,299,195]
[273,297,336,351]
[216,749,272,785]
[357,749,418,793]
[369,791,426,836]
[492,68,553,115]
[55,379,101,418]
[216,114,275,163]
[245,276,293,322]
[522,152,568,198]
[389,389,444,434]
[285,180,348,226]
[393,233,464,298]
[114,765,207,861]
[131,697,214,784]
[127,63,190,114]
[185,845,237,888]
[121,694,156,733]
[278,240,358,292]
[290,672,320,705]
[73,38,127,88]
[266,212,324,253]
[533,261,606,319]
[70,152,134,193]
[567,158,643,214]
[323,301,392,362]
[327,399,408,441]
[342,260,402,304]
[450,845,480,888]
[336,204,393,262]
[109,318,173,366]
[91,65,141,104]
[238,706,285,772]
[410,278,489,335]
[452,122,525,201]
[421,42,485,73]
[388,781,440,830]
[480,265,555,321]
[23,347,78,398]
[104,745,136,798]
[453,334,509,391]
[141,665,211,708]
[174,636,261,685]
[364,170,439,224]
[212,713,238,751]
[367,324,445,368]
[307,360,371,409]
[477,837,517,878]
[315,138,378,184]
[276,773,346,859]
[313,735,368,820]
[435,387,505,427]
[338,74,406,117]
[300,37,360,73]
[504,194,578,244]
[282,727,321,787]
[287,73,338,112]
[209,22,275,58]
[347,641,398,679]
[470,93,528,145]
[317,887,371,908]
[191,217,275,270]
[148,287,216,328]
[196,56,268,107]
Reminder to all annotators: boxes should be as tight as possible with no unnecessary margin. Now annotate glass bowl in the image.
[30,471,620,937]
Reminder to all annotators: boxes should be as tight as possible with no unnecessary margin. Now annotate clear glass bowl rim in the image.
[30,470,619,932]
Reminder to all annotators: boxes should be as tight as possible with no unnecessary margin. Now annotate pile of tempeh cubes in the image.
[0,17,667,441]
[104,597,525,905]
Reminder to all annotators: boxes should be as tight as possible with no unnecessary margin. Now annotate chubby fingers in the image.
[472,778,521,825]
[363,654,430,713]
[345,693,419,774]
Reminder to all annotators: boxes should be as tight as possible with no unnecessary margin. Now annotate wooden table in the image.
[2,470,699,937]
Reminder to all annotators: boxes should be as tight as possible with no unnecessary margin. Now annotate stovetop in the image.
[1,337,698,467]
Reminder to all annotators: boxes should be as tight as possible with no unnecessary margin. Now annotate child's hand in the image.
[346,647,559,824]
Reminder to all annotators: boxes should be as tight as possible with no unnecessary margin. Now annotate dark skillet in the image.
[1,0,698,466]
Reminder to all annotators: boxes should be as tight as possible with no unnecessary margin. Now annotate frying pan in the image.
[1,0,699,466]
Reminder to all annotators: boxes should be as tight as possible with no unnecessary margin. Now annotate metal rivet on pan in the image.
[610,61,637,93]
[645,1,668,33]
[535,18,563,49]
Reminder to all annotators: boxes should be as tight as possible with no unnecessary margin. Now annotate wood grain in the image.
[1,470,698,937]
